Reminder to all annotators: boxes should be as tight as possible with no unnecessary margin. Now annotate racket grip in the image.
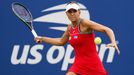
[31,29,41,43]
[31,29,38,37]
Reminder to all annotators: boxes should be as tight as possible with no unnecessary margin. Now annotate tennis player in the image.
[35,1,120,75]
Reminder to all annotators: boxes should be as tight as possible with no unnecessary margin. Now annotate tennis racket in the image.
[12,2,38,38]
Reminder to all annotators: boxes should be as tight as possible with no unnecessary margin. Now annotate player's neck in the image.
[71,21,77,27]
[71,18,80,28]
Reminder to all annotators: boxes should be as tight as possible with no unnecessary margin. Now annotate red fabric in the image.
[69,25,108,75]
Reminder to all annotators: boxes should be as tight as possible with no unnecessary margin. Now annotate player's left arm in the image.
[82,19,120,54]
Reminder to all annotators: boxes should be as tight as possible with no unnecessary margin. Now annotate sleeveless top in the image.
[69,19,107,75]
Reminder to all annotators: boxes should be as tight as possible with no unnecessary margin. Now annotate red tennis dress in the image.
[69,19,108,75]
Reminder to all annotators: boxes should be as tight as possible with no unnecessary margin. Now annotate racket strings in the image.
[13,4,32,22]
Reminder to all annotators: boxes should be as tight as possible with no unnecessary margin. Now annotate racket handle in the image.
[31,29,41,43]
[31,29,38,37]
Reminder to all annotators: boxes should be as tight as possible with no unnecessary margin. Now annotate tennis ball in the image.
[94,37,102,44]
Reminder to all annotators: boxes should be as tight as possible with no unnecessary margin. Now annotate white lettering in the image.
[27,45,44,64]
[11,43,117,71]
[46,46,65,64]
[98,44,115,63]
[11,45,30,64]
[11,45,43,65]
[61,45,74,71]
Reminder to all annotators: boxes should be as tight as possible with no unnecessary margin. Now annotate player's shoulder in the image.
[81,18,91,26]
[66,24,72,31]
[67,24,72,27]
[81,18,91,24]
[66,24,71,28]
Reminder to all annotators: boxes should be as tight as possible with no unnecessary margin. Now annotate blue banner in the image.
[1,0,134,75]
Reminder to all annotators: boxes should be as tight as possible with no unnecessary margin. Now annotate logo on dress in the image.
[74,36,78,39]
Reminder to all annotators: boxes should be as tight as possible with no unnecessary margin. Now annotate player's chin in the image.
[69,18,77,22]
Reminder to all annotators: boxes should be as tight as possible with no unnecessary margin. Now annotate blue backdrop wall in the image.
[1,0,134,75]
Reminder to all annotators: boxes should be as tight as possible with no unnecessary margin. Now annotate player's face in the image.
[66,9,80,22]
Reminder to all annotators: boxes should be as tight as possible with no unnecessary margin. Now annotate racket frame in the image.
[12,2,38,37]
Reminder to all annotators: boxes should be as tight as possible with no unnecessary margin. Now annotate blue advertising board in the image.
[1,0,134,75]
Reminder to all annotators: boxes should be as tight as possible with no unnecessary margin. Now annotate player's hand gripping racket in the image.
[12,2,40,43]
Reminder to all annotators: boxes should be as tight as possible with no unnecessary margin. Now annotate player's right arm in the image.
[34,25,70,46]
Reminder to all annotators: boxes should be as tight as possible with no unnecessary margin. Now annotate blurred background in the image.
[1,0,134,75]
